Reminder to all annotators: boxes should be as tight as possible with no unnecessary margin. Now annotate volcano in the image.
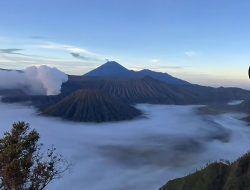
[43,89,142,122]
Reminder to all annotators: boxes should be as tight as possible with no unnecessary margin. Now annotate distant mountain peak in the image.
[84,61,190,85]
[100,61,129,70]
[85,61,133,78]
[103,61,121,66]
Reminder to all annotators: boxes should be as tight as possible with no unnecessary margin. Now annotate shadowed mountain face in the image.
[62,77,197,105]
[0,89,26,97]
[238,99,250,113]
[43,89,142,122]
[85,61,189,85]
[61,76,250,105]
[237,100,250,124]
[181,85,250,104]
[160,152,250,190]
[136,69,190,85]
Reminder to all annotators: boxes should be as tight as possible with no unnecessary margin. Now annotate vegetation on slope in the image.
[160,152,250,190]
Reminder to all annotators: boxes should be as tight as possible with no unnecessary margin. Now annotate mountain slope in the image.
[160,152,250,190]
[238,99,250,113]
[179,84,250,104]
[61,77,197,104]
[84,61,189,85]
[161,163,229,190]
[62,75,250,105]
[237,100,250,124]
[137,69,190,85]
[91,77,195,104]
[84,61,135,78]
[43,89,142,122]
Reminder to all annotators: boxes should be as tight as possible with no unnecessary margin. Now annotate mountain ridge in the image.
[84,61,190,85]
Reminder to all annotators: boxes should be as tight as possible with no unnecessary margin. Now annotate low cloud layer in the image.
[0,103,248,190]
[0,65,68,95]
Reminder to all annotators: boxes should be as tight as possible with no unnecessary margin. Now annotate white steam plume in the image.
[0,65,68,95]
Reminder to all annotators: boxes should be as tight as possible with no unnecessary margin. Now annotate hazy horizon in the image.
[1,62,249,90]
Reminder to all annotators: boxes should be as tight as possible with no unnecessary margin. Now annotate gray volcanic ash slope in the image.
[62,77,196,104]
[95,77,194,104]
[43,89,142,122]
[62,76,250,105]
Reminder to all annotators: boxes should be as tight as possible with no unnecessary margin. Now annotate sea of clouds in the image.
[0,102,249,190]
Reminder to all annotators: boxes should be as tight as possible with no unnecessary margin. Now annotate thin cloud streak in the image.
[0,53,101,75]
[0,48,55,59]
[37,42,106,62]
[0,48,23,54]
[29,35,47,40]
[0,39,108,74]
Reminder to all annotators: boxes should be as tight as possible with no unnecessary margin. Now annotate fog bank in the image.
[0,103,249,190]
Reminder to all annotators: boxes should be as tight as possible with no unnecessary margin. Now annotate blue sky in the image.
[0,0,249,88]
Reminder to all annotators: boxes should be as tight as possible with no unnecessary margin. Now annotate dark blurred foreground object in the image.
[0,122,69,190]
[249,66,250,79]
[160,152,250,190]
